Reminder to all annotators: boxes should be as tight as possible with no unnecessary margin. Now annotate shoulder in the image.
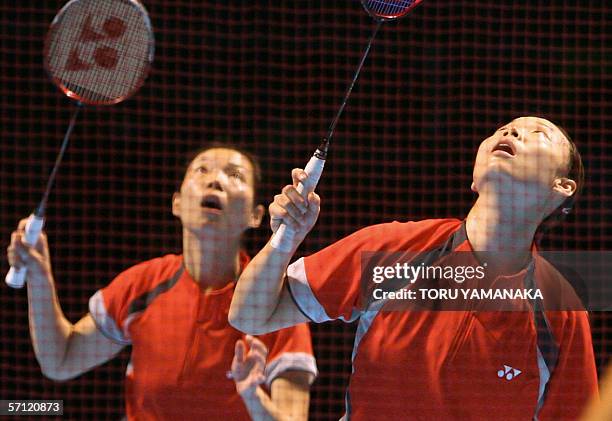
[104,254,183,297]
[350,218,463,251]
[119,254,183,279]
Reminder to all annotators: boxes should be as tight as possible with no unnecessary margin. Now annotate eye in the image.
[533,130,551,141]
[195,165,208,174]
[227,169,246,181]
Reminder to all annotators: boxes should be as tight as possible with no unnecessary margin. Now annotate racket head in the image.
[43,0,154,105]
[360,0,423,21]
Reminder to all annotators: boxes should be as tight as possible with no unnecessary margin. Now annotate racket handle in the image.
[270,153,325,252]
[5,214,45,289]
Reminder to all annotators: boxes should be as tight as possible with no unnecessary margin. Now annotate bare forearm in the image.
[230,242,294,334]
[8,225,119,380]
[240,387,279,421]
[240,386,308,421]
[26,275,73,379]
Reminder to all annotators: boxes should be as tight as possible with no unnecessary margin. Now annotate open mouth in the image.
[200,195,223,211]
[492,141,515,156]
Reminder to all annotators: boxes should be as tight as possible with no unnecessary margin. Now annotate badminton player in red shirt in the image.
[230,116,598,420]
[8,145,317,420]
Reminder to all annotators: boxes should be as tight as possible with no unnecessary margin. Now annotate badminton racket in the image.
[6,0,154,288]
[270,0,423,251]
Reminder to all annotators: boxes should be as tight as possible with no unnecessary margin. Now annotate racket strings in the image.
[363,0,417,18]
[46,0,153,104]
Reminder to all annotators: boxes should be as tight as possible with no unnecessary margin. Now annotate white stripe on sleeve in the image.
[286,257,333,323]
[88,290,132,345]
[264,352,318,388]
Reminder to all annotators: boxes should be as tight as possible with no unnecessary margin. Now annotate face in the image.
[472,116,576,211]
[172,148,264,238]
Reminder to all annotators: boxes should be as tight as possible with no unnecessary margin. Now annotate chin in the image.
[186,219,221,233]
[476,167,516,188]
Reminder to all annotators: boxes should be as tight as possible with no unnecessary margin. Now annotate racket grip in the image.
[270,154,325,252]
[5,214,45,289]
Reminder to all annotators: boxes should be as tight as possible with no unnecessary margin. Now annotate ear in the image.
[248,204,265,229]
[552,177,577,198]
[172,192,181,218]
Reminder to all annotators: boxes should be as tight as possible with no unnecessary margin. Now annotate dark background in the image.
[1,1,610,419]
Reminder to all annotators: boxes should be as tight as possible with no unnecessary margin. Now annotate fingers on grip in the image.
[291,168,307,187]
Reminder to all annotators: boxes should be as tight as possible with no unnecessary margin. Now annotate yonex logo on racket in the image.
[65,15,126,71]
[44,0,154,105]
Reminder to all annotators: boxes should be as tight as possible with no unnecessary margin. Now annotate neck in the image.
[466,187,541,274]
[182,228,242,290]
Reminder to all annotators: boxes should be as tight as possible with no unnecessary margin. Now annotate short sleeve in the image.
[258,323,318,387]
[89,289,132,345]
[88,265,146,345]
[287,223,399,322]
[88,255,182,345]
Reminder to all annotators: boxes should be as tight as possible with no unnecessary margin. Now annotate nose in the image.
[205,169,225,191]
[502,127,519,138]
[207,179,223,191]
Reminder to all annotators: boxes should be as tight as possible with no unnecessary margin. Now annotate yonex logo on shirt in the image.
[498,365,522,380]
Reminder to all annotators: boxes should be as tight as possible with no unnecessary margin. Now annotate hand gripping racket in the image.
[6,0,154,288]
[270,0,423,252]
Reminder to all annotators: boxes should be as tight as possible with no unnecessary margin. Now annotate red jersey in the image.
[287,219,597,420]
[89,253,317,420]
